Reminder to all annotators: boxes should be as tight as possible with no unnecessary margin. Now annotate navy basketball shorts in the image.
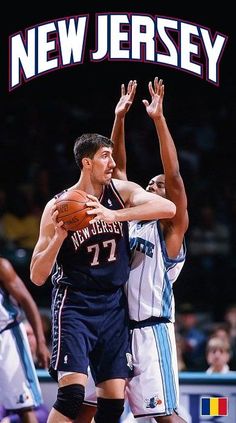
[49,284,133,385]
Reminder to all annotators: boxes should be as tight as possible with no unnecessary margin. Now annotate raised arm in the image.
[111,80,137,180]
[0,258,50,368]
[143,77,189,255]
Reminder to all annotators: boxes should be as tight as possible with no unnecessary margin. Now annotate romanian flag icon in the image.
[201,397,228,416]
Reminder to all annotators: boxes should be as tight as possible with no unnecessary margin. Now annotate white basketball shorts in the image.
[0,322,42,411]
[126,322,179,418]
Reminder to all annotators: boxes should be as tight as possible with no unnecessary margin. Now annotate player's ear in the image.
[82,157,91,169]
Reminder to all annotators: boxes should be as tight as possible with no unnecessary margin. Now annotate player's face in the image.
[146,175,166,197]
[91,147,116,185]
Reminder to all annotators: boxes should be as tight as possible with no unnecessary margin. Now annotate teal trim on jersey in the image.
[156,220,186,318]
[156,221,186,267]
[161,270,173,318]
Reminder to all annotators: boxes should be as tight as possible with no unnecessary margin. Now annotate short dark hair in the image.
[73,133,114,169]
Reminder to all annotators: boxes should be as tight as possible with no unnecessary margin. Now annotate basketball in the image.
[55,189,92,231]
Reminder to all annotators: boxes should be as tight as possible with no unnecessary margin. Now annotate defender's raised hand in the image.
[115,79,137,118]
[142,76,164,120]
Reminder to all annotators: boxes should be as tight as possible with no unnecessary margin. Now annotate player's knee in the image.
[94,397,124,423]
[53,383,85,419]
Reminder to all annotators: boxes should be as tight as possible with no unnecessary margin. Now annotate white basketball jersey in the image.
[125,220,186,322]
[0,285,21,332]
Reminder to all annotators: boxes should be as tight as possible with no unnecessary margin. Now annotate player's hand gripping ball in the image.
[55,189,92,231]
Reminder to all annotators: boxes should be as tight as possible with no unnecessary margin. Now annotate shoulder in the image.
[112,178,143,196]
[0,258,15,283]
[0,257,12,271]
[112,178,140,189]
[41,197,56,219]
[112,178,144,205]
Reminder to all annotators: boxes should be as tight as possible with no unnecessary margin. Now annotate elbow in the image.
[152,199,176,219]
[30,269,46,286]
[167,202,176,218]
[171,202,176,217]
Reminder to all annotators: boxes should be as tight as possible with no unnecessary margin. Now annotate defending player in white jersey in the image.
[75,77,189,422]
[112,77,189,422]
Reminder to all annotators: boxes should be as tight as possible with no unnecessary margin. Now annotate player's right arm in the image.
[87,180,176,223]
[111,79,137,180]
[30,199,68,286]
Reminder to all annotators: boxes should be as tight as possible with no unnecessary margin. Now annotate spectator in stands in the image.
[205,336,236,374]
[210,319,236,370]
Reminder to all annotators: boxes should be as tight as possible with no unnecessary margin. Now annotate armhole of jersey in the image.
[110,180,125,208]
[156,221,186,265]
[54,189,68,200]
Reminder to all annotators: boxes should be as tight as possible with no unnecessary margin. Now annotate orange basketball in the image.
[55,189,92,231]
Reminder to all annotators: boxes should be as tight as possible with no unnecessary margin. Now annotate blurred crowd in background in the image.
[1,66,236,373]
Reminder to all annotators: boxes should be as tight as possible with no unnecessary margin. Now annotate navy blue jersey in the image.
[52,180,131,292]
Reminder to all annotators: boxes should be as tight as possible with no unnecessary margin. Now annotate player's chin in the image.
[104,173,113,184]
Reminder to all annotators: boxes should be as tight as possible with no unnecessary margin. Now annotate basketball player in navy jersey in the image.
[78,79,189,422]
[30,132,176,423]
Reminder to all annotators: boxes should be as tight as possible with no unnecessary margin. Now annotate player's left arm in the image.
[143,77,189,255]
[0,258,50,368]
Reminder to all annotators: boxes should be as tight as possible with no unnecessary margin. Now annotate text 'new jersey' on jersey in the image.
[126,220,186,323]
[52,180,131,292]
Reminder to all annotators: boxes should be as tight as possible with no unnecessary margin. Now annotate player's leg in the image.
[74,374,136,423]
[91,291,132,423]
[75,404,96,423]
[93,378,126,423]
[48,286,92,422]
[74,366,97,423]
[19,409,39,423]
[47,372,87,423]
[74,379,126,423]
[77,289,131,423]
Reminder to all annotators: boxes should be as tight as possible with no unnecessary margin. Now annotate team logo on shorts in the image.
[16,392,29,404]
[145,395,162,409]
[126,352,133,370]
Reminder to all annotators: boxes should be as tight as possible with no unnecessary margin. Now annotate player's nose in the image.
[110,156,116,168]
